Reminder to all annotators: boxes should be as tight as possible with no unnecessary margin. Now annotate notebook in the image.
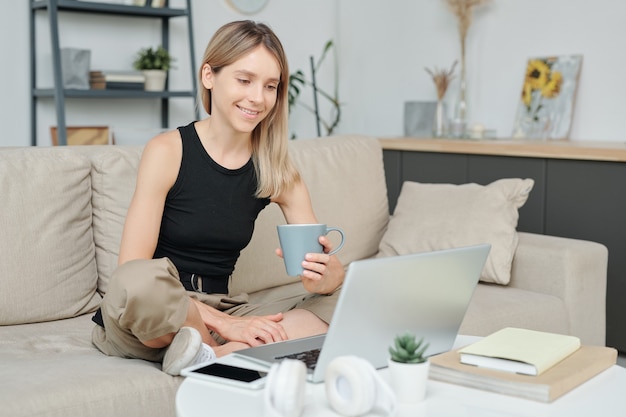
[234,244,490,383]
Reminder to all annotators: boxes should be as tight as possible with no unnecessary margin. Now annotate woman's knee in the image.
[282,309,328,339]
[102,258,188,336]
[107,258,181,305]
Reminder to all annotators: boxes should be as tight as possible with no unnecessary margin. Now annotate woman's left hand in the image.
[275,235,345,294]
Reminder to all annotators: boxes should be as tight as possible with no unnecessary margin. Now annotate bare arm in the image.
[273,179,345,294]
[117,131,181,265]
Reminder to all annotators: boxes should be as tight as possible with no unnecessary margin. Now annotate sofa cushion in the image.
[0,148,100,325]
[230,135,389,295]
[77,146,143,295]
[377,178,534,285]
[459,284,569,337]
[0,315,181,417]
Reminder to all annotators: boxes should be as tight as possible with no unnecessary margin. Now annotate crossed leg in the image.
[142,296,328,357]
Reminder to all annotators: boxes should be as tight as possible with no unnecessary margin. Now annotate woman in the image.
[92,21,345,375]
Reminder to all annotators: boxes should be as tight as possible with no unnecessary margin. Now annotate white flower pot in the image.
[142,69,167,91]
[387,358,429,403]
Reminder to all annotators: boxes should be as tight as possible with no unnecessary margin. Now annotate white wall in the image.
[1,0,624,146]
[1,2,30,146]
[338,0,624,142]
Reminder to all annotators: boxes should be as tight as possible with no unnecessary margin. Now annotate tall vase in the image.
[456,74,467,129]
[451,43,468,138]
[434,100,445,137]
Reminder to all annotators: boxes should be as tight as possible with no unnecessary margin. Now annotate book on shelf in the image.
[89,70,145,90]
[429,343,617,403]
[457,327,581,376]
[133,0,166,7]
[108,82,145,90]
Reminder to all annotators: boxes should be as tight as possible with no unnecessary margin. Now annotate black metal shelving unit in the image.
[30,0,198,145]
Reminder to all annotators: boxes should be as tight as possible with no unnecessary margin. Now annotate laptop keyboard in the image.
[275,348,321,370]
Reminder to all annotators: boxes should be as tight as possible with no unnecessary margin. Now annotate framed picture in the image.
[512,55,583,140]
[50,126,112,146]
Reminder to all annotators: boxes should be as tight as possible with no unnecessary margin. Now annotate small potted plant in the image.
[388,331,430,403]
[133,46,174,91]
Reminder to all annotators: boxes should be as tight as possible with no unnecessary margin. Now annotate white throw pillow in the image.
[377,178,534,285]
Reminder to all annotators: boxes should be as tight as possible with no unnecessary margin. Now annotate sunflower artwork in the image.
[512,55,582,140]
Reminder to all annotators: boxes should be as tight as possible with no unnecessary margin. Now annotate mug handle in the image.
[325,227,345,256]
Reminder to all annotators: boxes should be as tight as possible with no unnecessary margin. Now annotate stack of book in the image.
[429,327,617,402]
[133,0,166,6]
[89,71,145,90]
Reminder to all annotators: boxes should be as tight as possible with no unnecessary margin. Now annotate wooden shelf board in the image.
[33,88,195,99]
[380,137,626,163]
[31,0,187,18]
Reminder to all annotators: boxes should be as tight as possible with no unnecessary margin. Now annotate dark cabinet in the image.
[545,159,626,353]
[383,148,625,352]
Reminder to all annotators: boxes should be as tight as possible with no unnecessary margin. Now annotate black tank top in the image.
[153,122,270,286]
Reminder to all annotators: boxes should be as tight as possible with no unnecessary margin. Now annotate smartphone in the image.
[181,362,268,390]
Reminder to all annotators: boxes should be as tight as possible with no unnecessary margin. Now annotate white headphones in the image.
[264,359,307,417]
[264,356,396,417]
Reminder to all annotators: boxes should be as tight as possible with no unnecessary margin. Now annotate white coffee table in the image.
[176,336,626,417]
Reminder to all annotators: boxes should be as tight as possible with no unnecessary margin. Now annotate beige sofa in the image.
[0,135,607,417]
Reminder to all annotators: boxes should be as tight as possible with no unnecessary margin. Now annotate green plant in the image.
[288,40,341,138]
[133,46,174,71]
[389,332,429,364]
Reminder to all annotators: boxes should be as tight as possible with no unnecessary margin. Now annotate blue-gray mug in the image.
[277,224,345,276]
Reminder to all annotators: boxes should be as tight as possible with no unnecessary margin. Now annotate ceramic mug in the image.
[277,224,345,276]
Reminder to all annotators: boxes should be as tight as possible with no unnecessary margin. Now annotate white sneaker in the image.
[162,327,216,376]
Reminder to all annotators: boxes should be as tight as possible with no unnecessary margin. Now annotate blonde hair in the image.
[198,20,300,199]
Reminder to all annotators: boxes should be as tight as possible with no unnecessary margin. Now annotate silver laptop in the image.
[234,244,490,383]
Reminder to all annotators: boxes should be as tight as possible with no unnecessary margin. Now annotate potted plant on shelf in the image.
[133,46,174,92]
[388,331,430,403]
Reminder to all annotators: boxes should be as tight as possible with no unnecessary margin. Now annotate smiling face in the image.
[201,45,281,136]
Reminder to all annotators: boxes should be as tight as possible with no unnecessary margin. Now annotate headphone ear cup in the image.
[265,359,307,417]
[325,356,377,417]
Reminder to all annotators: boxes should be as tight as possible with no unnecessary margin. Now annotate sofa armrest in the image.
[509,232,608,346]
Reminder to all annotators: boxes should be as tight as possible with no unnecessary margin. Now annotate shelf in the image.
[33,88,195,99]
[30,0,197,145]
[31,0,188,18]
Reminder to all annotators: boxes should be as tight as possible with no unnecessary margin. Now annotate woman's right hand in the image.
[192,299,287,347]
[217,313,287,347]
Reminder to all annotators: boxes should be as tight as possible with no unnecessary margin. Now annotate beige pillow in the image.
[0,148,100,325]
[86,146,143,295]
[377,178,534,285]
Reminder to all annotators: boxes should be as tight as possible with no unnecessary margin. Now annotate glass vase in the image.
[455,79,467,133]
[433,100,445,137]
[451,49,468,138]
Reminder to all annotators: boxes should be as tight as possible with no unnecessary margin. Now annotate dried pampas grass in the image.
[425,61,458,100]
[444,0,490,54]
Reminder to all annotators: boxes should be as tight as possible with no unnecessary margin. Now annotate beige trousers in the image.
[92,257,340,363]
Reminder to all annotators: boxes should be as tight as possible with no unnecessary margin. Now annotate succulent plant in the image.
[389,332,429,364]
